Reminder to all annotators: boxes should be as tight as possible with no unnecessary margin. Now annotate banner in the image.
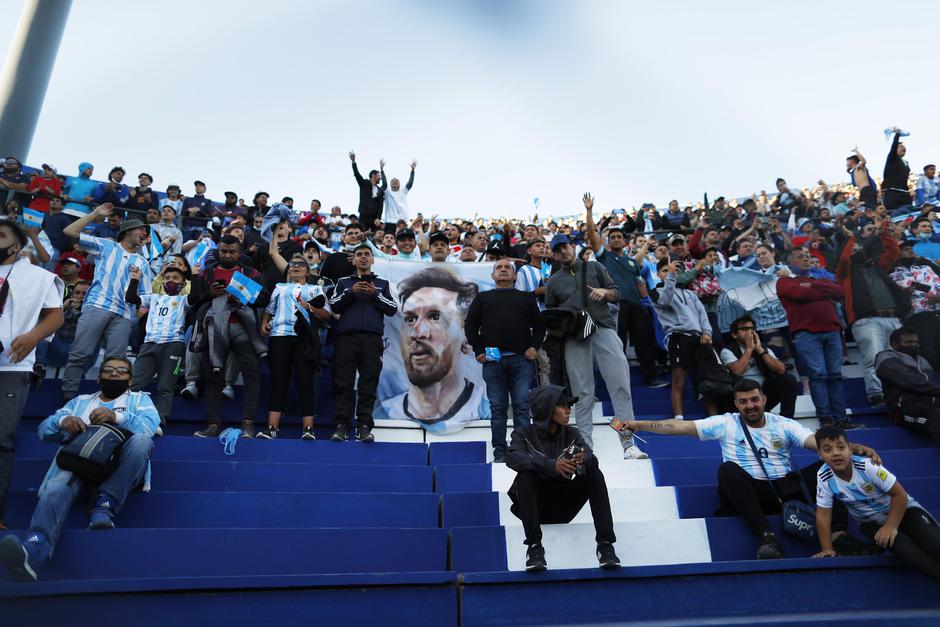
[371,259,497,434]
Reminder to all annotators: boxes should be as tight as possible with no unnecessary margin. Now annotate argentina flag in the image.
[226,271,262,305]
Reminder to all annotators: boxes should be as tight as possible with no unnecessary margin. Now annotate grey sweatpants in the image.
[132,341,185,425]
[61,307,134,395]
[564,326,637,451]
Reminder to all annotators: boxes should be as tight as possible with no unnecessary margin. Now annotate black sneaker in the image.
[836,420,866,431]
[525,544,547,572]
[301,426,316,441]
[818,416,835,427]
[356,425,375,443]
[493,449,507,464]
[596,542,621,569]
[331,424,349,442]
[256,426,278,440]
[194,424,220,438]
[646,378,670,389]
[756,531,782,559]
[869,395,885,408]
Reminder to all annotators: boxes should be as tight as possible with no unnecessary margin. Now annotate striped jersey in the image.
[695,412,813,479]
[265,282,330,337]
[139,293,190,343]
[515,263,547,310]
[817,456,920,524]
[79,234,152,319]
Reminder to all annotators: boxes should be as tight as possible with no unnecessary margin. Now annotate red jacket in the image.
[776,275,844,334]
[835,231,899,326]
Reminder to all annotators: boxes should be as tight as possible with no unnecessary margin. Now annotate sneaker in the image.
[623,445,649,460]
[88,496,115,530]
[525,544,547,572]
[155,425,164,437]
[356,425,375,443]
[222,385,235,400]
[869,395,885,408]
[331,424,349,442]
[492,449,507,464]
[833,532,882,556]
[0,534,49,582]
[181,382,198,400]
[818,415,835,427]
[756,531,782,559]
[596,542,621,569]
[647,378,670,389]
[836,420,865,431]
[256,426,278,440]
[240,420,255,438]
[301,426,316,441]
[194,424,220,438]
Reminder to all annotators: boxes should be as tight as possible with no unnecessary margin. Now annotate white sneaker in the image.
[623,445,650,460]
[155,426,164,437]
[180,382,198,400]
[222,385,235,400]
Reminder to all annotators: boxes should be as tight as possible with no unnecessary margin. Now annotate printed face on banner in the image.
[374,259,495,434]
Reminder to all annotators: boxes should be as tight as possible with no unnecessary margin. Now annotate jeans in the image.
[29,433,153,552]
[793,330,846,420]
[852,317,902,401]
[61,307,134,395]
[35,336,73,369]
[0,372,31,524]
[482,354,534,455]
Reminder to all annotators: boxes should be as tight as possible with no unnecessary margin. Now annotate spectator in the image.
[192,236,269,438]
[93,210,122,240]
[92,167,130,207]
[247,191,269,224]
[814,425,940,580]
[882,129,912,211]
[144,207,160,225]
[427,231,451,262]
[320,223,363,283]
[891,240,940,367]
[464,259,544,462]
[350,151,386,230]
[721,316,797,417]
[847,148,877,208]
[545,225,646,459]
[0,221,64,531]
[0,356,158,582]
[36,278,87,372]
[125,264,204,433]
[875,327,940,444]
[622,379,878,559]
[652,258,720,419]
[510,223,540,259]
[126,173,158,216]
[162,185,183,215]
[515,236,554,385]
[328,244,397,442]
[777,248,852,428]
[773,178,805,217]
[506,384,620,572]
[61,162,96,218]
[383,159,417,231]
[911,217,940,262]
[584,195,666,388]
[217,191,243,219]
[915,165,939,207]
[750,244,793,363]
[26,164,62,214]
[729,237,758,269]
[152,205,183,255]
[0,157,30,207]
[60,204,152,402]
[835,217,910,406]
[182,180,213,218]
[660,200,691,232]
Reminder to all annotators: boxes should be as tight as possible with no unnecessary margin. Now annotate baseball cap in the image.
[486,239,507,256]
[395,228,417,241]
[428,231,449,245]
[667,234,686,245]
[194,180,206,187]
[549,234,571,250]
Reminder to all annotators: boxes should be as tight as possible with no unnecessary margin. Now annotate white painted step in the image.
[497,487,679,526]
[491,459,656,491]
[504,520,712,571]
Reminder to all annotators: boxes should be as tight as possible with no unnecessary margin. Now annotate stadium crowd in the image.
[0,127,939,579]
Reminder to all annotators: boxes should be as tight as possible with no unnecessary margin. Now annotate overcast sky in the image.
[2,0,937,219]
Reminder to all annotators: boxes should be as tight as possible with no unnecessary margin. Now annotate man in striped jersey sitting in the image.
[620,379,880,559]
[814,425,940,580]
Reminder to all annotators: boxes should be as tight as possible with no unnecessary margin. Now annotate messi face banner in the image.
[372,259,496,434]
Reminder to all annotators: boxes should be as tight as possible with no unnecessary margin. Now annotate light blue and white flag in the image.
[226,271,262,305]
[189,239,214,266]
[149,227,164,261]
[719,266,779,310]
[23,207,44,228]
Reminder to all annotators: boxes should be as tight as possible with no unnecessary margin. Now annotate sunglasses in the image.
[101,366,131,375]
[288,260,307,268]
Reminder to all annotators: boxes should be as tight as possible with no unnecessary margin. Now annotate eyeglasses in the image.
[100,366,131,375]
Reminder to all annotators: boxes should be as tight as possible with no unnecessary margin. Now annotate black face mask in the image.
[897,346,920,359]
[99,378,130,399]
[0,243,18,262]
[219,259,237,269]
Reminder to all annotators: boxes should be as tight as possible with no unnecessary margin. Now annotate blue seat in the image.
[451,526,508,572]
[11,460,433,493]
[3,491,440,529]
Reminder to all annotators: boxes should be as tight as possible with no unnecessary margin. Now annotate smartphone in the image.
[610,418,626,432]
[911,282,932,292]
[213,280,226,288]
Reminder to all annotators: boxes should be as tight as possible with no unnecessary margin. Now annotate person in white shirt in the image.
[382,160,417,232]
[0,221,64,530]
[620,378,880,559]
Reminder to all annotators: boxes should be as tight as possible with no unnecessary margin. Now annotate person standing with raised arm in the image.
[383,160,417,233]
[350,151,386,231]
[847,146,878,209]
[883,128,912,211]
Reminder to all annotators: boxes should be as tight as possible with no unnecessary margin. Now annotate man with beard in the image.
[381,266,485,433]
[876,327,940,444]
[320,223,364,283]
[620,378,880,559]
[329,245,397,442]
[891,240,940,368]
[60,204,152,402]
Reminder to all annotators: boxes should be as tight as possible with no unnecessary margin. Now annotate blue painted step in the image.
[3,491,441,529]
[11,459,434,493]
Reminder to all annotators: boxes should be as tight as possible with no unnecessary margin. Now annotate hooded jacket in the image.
[507,385,593,481]
[875,349,940,413]
[836,231,910,325]
[63,162,98,217]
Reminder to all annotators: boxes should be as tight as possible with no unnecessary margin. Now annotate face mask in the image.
[916,232,931,241]
[0,244,18,261]
[897,345,920,358]
[164,280,182,296]
[99,378,130,399]
[219,259,236,269]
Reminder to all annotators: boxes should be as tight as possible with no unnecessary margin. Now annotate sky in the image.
[1,0,938,220]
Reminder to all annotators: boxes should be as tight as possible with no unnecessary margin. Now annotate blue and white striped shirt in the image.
[79,234,152,319]
[265,282,330,337]
[139,293,190,343]
[817,456,920,524]
[695,412,813,479]
[515,263,546,310]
